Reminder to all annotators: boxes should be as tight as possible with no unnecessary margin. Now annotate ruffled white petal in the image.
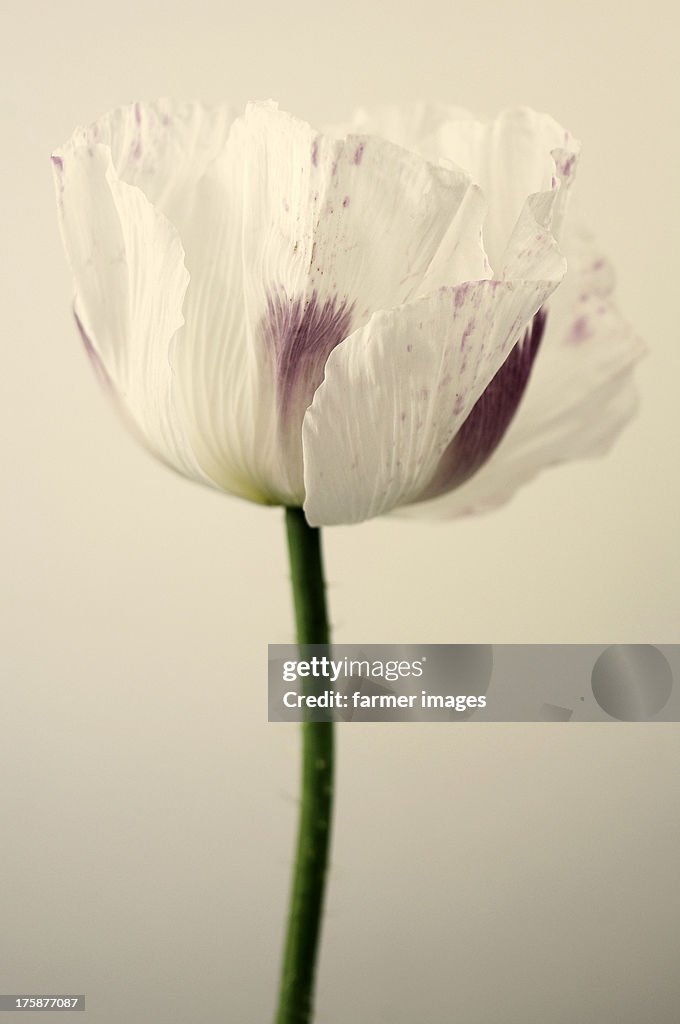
[301,164,568,526]
[172,101,490,506]
[52,101,240,487]
[402,228,645,518]
[340,103,580,273]
[167,143,276,502]
[302,278,561,526]
[58,100,236,229]
[52,143,212,483]
[238,102,485,315]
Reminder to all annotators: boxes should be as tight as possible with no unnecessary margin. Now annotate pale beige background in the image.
[2,0,679,1021]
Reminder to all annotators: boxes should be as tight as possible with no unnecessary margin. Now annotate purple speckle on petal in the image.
[342,195,350,208]
[460,320,475,350]
[559,154,576,178]
[51,154,63,171]
[311,138,319,167]
[454,286,468,311]
[353,142,365,165]
[134,102,142,125]
[406,344,413,353]
[569,315,591,344]
[74,309,113,393]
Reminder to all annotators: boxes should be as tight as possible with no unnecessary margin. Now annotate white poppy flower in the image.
[52,100,642,526]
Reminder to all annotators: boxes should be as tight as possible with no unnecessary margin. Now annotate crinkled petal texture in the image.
[303,106,576,525]
[53,99,640,525]
[54,100,492,505]
[305,103,642,524]
[327,103,580,272]
[52,101,235,486]
[399,227,645,518]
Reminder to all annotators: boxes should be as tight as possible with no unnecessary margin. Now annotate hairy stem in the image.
[275,507,335,1024]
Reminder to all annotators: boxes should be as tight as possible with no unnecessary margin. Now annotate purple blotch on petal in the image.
[311,138,319,167]
[420,308,547,499]
[51,154,63,171]
[262,289,354,425]
[353,142,365,165]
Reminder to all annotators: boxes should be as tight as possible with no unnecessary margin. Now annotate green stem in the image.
[275,507,335,1024]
